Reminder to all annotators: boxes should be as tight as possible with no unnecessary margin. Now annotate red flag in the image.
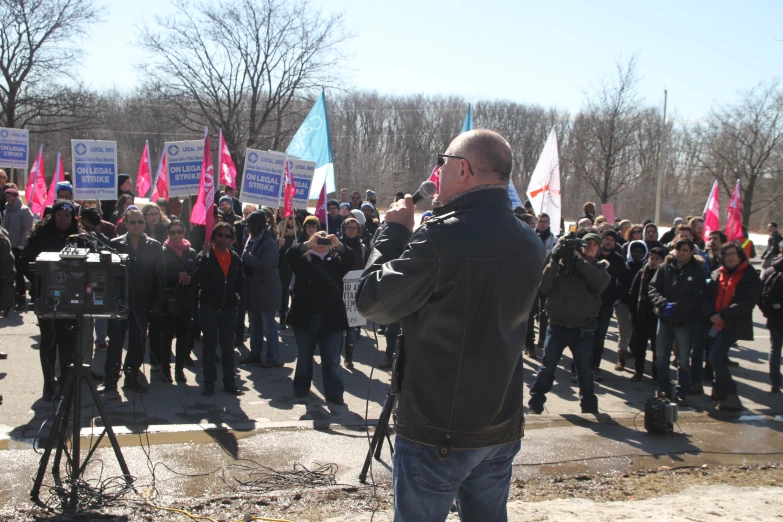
[282,158,295,218]
[190,128,215,236]
[136,140,152,198]
[427,164,440,198]
[44,152,65,207]
[150,152,168,201]
[702,180,720,242]
[25,145,47,216]
[725,179,743,241]
[218,129,237,189]
[314,181,327,224]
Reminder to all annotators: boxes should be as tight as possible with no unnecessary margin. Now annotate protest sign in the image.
[71,140,117,200]
[0,127,29,169]
[240,149,285,208]
[165,140,204,197]
[343,269,366,327]
[288,157,315,208]
[601,203,616,224]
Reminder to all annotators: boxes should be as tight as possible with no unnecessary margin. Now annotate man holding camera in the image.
[356,129,544,521]
[528,232,610,414]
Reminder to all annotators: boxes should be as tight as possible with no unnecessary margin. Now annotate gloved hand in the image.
[550,242,563,261]
[663,303,676,317]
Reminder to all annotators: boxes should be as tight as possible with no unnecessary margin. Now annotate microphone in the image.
[412,180,437,205]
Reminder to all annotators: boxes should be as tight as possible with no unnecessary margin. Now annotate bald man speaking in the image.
[356,129,545,521]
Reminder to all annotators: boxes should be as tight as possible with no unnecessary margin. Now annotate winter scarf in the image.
[164,237,192,258]
[715,261,750,326]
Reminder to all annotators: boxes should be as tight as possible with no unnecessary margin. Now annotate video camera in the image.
[554,224,586,267]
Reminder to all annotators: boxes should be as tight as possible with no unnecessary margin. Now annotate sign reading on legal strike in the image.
[343,270,366,327]
[288,158,315,208]
[241,149,285,208]
[71,140,118,200]
[165,140,203,197]
[0,127,29,169]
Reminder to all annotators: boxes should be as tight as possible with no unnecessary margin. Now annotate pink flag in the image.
[725,179,743,241]
[190,128,215,236]
[150,152,168,201]
[25,145,47,216]
[218,129,237,189]
[136,141,152,198]
[282,159,295,218]
[702,180,720,241]
[427,165,440,198]
[44,152,65,207]
[314,181,327,224]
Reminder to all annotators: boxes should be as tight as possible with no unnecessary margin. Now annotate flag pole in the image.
[654,89,668,224]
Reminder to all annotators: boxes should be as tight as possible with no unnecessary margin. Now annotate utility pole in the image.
[654,89,668,224]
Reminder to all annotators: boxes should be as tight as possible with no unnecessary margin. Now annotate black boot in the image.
[175,366,187,383]
[344,344,354,369]
[161,365,173,383]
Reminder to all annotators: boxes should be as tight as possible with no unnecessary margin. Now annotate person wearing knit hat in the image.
[325,199,343,236]
[528,230,610,416]
[23,197,81,401]
[361,202,379,240]
[349,209,365,226]
[420,211,433,225]
[365,189,379,220]
[56,181,74,200]
[300,215,321,244]
[118,173,132,194]
[339,201,351,218]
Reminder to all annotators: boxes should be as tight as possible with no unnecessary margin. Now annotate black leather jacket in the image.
[356,187,545,449]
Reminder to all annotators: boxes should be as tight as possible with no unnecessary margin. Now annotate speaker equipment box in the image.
[33,251,129,319]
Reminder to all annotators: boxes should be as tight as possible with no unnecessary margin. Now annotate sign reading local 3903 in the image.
[71,140,118,201]
[164,140,203,197]
[0,127,29,169]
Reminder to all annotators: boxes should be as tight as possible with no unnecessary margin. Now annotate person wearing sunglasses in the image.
[157,219,198,384]
[100,208,166,395]
[193,222,245,396]
[356,130,545,521]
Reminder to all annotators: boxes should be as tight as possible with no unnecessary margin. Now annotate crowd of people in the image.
[518,200,781,413]
[0,170,391,405]
[0,167,780,414]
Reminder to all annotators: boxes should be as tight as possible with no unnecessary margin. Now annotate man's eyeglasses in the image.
[437,153,476,176]
[169,229,185,235]
[215,233,232,239]
[126,220,145,225]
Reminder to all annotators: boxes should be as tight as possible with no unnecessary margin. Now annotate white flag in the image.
[526,127,562,235]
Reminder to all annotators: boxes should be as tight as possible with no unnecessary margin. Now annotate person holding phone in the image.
[286,230,354,404]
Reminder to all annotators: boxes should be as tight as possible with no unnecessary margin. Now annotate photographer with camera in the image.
[528,232,610,415]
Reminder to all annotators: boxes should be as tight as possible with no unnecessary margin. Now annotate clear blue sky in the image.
[83,0,783,120]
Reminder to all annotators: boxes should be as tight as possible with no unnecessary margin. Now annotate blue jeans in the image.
[292,315,344,401]
[655,321,693,396]
[690,321,709,384]
[708,330,738,400]
[592,305,613,368]
[392,436,520,522]
[199,305,237,387]
[771,330,783,388]
[248,310,279,361]
[529,324,596,410]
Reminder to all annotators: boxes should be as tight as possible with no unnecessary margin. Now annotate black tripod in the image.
[359,388,396,483]
[31,316,133,509]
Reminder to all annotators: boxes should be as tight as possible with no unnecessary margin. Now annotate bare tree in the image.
[138,0,349,186]
[569,55,645,204]
[695,81,783,226]
[0,0,101,131]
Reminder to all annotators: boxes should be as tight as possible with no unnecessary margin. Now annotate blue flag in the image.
[286,90,335,198]
[460,103,473,134]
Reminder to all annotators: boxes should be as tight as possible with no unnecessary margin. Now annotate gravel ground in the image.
[3,463,781,521]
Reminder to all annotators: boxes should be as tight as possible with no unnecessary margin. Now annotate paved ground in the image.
[0,280,782,518]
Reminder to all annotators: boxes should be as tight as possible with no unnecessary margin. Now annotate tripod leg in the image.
[67,365,84,511]
[359,392,396,483]
[85,370,133,482]
[31,369,75,502]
